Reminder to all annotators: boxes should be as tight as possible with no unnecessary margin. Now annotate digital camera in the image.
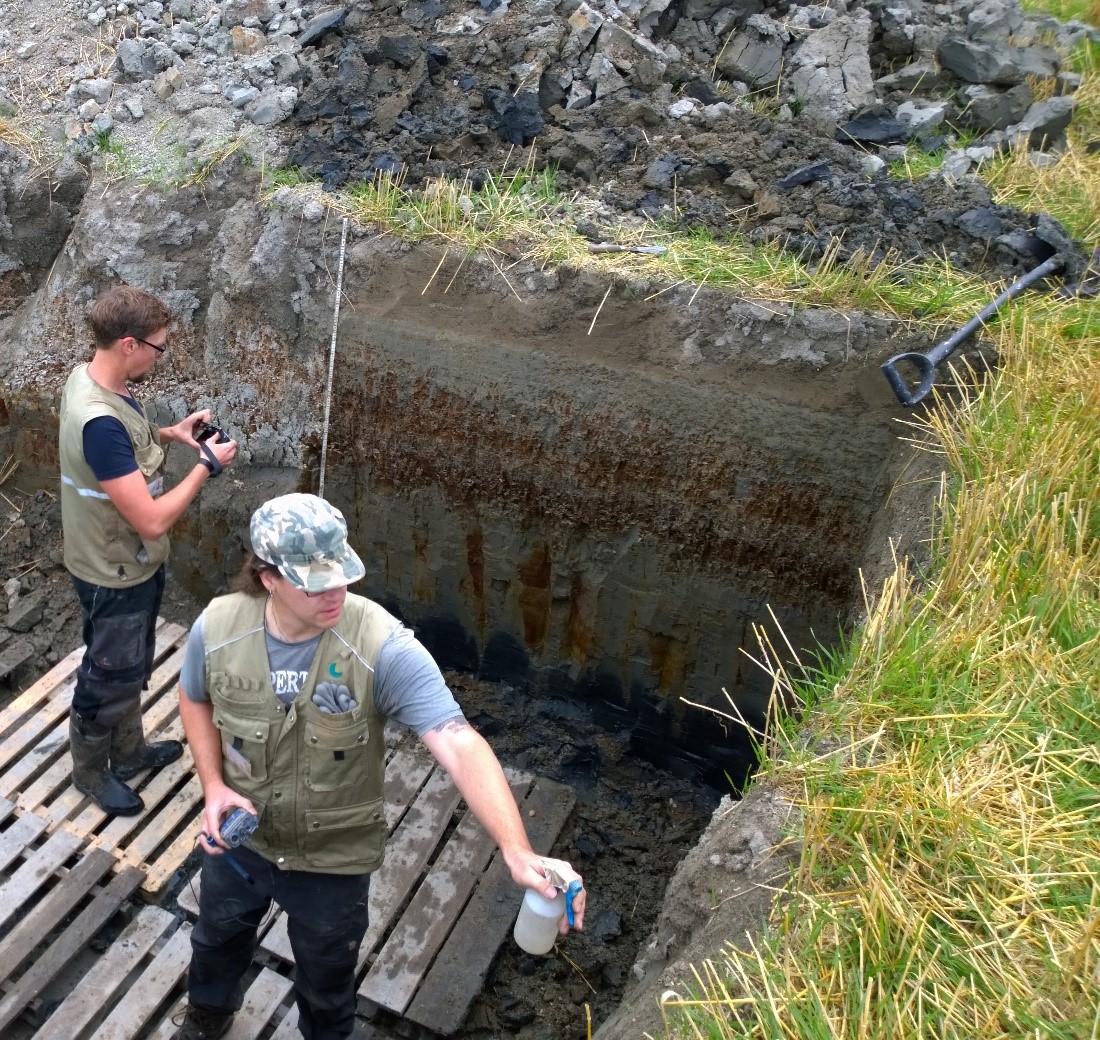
[195,419,228,443]
[220,808,259,847]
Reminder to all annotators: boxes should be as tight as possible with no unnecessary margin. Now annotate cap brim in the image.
[279,546,366,593]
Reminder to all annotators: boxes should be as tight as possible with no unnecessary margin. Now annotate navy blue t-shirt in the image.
[83,397,144,481]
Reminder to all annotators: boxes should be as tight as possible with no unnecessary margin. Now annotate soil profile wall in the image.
[0,178,929,780]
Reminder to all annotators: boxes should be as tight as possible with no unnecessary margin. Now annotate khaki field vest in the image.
[204,592,401,874]
[59,364,169,587]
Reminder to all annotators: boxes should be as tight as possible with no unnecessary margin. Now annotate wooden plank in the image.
[0,697,71,793]
[0,644,83,740]
[90,920,193,1039]
[357,766,463,959]
[381,747,436,829]
[0,865,146,1035]
[33,905,177,1039]
[0,846,116,984]
[406,777,576,1036]
[0,828,85,928]
[115,770,202,866]
[360,778,530,1015]
[99,964,292,1040]
[268,1005,301,1040]
[232,966,295,1039]
[0,808,48,872]
[15,757,77,822]
[140,807,205,898]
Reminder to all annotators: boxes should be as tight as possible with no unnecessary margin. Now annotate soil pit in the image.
[0,213,939,1040]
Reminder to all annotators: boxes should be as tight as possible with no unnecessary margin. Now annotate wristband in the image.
[198,440,223,477]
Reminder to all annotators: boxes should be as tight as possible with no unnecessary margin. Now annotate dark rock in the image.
[996,231,1059,266]
[1032,213,1076,260]
[835,114,907,145]
[637,190,662,218]
[379,35,421,70]
[914,133,948,153]
[937,37,1026,86]
[402,0,441,28]
[957,207,1005,240]
[589,908,623,939]
[483,90,544,146]
[875,60,944,97]
[298,8,349,49]
[776,162,832,190]
[6,593,44,633]
[643,154,682,190]
[372,153,404,177]
[682,78,723,105]
[346,103,372,130]
[957,83,1033,133]
[425,45,450,73]
[538,69,568,112]
[1006,96,1076,151]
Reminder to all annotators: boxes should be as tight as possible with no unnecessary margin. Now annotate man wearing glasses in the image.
[58,284,238,816]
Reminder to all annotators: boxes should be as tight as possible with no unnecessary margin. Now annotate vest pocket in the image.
[213,710,271,783]
[304,717,372,793]
[303,797,386,871]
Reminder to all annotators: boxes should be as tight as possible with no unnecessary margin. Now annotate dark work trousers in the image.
[71,565,166,725]
[189,844,371,1040]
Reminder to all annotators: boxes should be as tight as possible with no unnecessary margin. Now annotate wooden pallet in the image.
[0,801,389,1039]
[177,754,576,1037]
[16,905,299,1040]
[0,796,147,1035]
[0,620,202,898]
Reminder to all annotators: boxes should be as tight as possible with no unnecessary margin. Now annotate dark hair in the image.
[87,285,173,349]
[232,551,281,596]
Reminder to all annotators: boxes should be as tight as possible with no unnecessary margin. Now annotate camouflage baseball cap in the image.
[250,494,365,593]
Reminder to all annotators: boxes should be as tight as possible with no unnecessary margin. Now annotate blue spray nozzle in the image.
[564,880,583,927]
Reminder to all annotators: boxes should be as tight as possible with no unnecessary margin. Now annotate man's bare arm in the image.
[420,717,585,931]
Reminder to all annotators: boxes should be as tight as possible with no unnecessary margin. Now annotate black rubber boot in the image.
[111,703,184,781]
[70,711,144,816]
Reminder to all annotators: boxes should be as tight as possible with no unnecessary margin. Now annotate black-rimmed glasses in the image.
[133,335,168,354]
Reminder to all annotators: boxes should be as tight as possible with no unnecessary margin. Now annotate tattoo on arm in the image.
[429,717,470,736]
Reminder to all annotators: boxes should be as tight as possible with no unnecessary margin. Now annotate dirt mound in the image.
[1,0,1093,292]
[279,0,1089,279]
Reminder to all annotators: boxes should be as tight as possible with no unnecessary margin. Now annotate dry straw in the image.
[657,261,1099,1040]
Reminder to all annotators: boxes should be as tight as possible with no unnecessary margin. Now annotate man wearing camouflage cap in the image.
[174,493,586,1040]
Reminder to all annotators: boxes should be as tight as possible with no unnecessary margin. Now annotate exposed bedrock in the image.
[1,168,937,782]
